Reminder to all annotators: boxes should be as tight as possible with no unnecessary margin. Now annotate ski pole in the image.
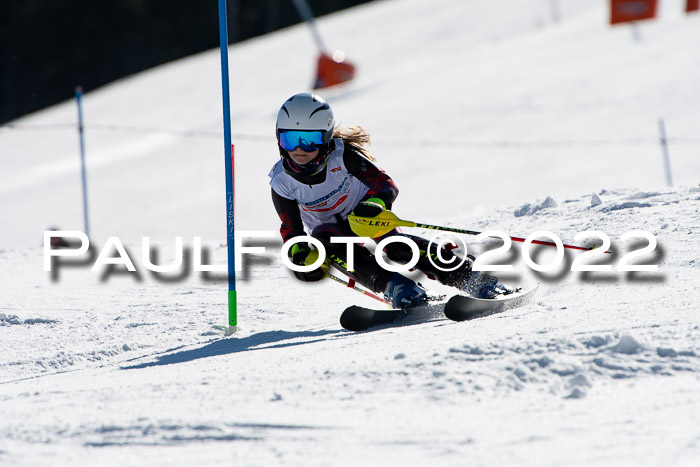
[349,211,603,253]
[300,248,389,304]
[327,273,389,305]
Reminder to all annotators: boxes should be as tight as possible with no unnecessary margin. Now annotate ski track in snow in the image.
[2,186,700,466]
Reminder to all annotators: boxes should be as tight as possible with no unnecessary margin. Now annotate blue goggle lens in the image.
[279,130,324,152]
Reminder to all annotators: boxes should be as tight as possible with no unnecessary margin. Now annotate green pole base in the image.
[228,289,237,326]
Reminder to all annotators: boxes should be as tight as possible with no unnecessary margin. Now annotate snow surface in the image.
[1,0,699,465]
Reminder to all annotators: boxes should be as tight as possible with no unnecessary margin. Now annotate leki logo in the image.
[330,166,341,172]
[353,218,391,227]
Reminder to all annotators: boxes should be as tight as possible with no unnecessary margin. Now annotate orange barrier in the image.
[313,51,356,89]
[610,0,657,25]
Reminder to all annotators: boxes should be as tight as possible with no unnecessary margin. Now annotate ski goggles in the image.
[278,130,325,152]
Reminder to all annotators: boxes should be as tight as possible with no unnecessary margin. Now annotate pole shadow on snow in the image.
[121,328,343,370]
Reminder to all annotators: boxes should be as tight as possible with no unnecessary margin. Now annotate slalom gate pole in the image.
[658,118,673,187]
[291,0,328,53]
[218,0,237,327]
[75,86,90,239]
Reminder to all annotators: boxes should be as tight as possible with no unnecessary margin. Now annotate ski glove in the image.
[352,197,386,218]
[290,242,328,282]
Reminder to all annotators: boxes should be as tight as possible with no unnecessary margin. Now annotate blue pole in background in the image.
[217,0,237,327]
[75,86,90,239]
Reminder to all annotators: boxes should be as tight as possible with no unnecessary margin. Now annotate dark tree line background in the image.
[0,0,375,124]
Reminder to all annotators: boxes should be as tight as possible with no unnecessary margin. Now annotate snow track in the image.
[1,0,699,464]
[2,187,699,466]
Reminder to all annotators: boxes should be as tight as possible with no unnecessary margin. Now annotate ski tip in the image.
[443,305,470,322]
[340,305,373,332]
[340,305,405,332]
[444,284,540,322]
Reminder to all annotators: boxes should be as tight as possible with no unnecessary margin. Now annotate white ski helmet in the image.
[275,93,334,145]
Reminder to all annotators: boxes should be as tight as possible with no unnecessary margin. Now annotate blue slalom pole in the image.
[217,0,237,326]
[75,86,90,239]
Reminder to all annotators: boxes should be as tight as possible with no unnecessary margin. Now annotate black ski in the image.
[340,286,539,331]
[443,286,539,322]
[340,299,447,332]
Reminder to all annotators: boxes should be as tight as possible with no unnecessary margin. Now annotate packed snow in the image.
[1,0,699,465]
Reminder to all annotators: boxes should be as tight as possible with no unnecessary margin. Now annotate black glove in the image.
[290,242,327,282]
[352,197,386,218]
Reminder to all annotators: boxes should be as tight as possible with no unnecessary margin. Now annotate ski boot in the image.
[384,273,428,309]
[461,271,515,299]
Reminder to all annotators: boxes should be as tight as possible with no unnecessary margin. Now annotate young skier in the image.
[269,92,513,308]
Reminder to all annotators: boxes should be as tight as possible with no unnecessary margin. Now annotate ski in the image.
[443,285,539,322]
[340,298,447,332]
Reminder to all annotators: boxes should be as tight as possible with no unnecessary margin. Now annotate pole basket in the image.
[313,51,356,89]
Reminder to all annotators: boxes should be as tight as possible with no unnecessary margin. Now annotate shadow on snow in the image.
[122,329,343,370]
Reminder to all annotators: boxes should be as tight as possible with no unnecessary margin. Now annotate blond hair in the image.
[333,125,376,162]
